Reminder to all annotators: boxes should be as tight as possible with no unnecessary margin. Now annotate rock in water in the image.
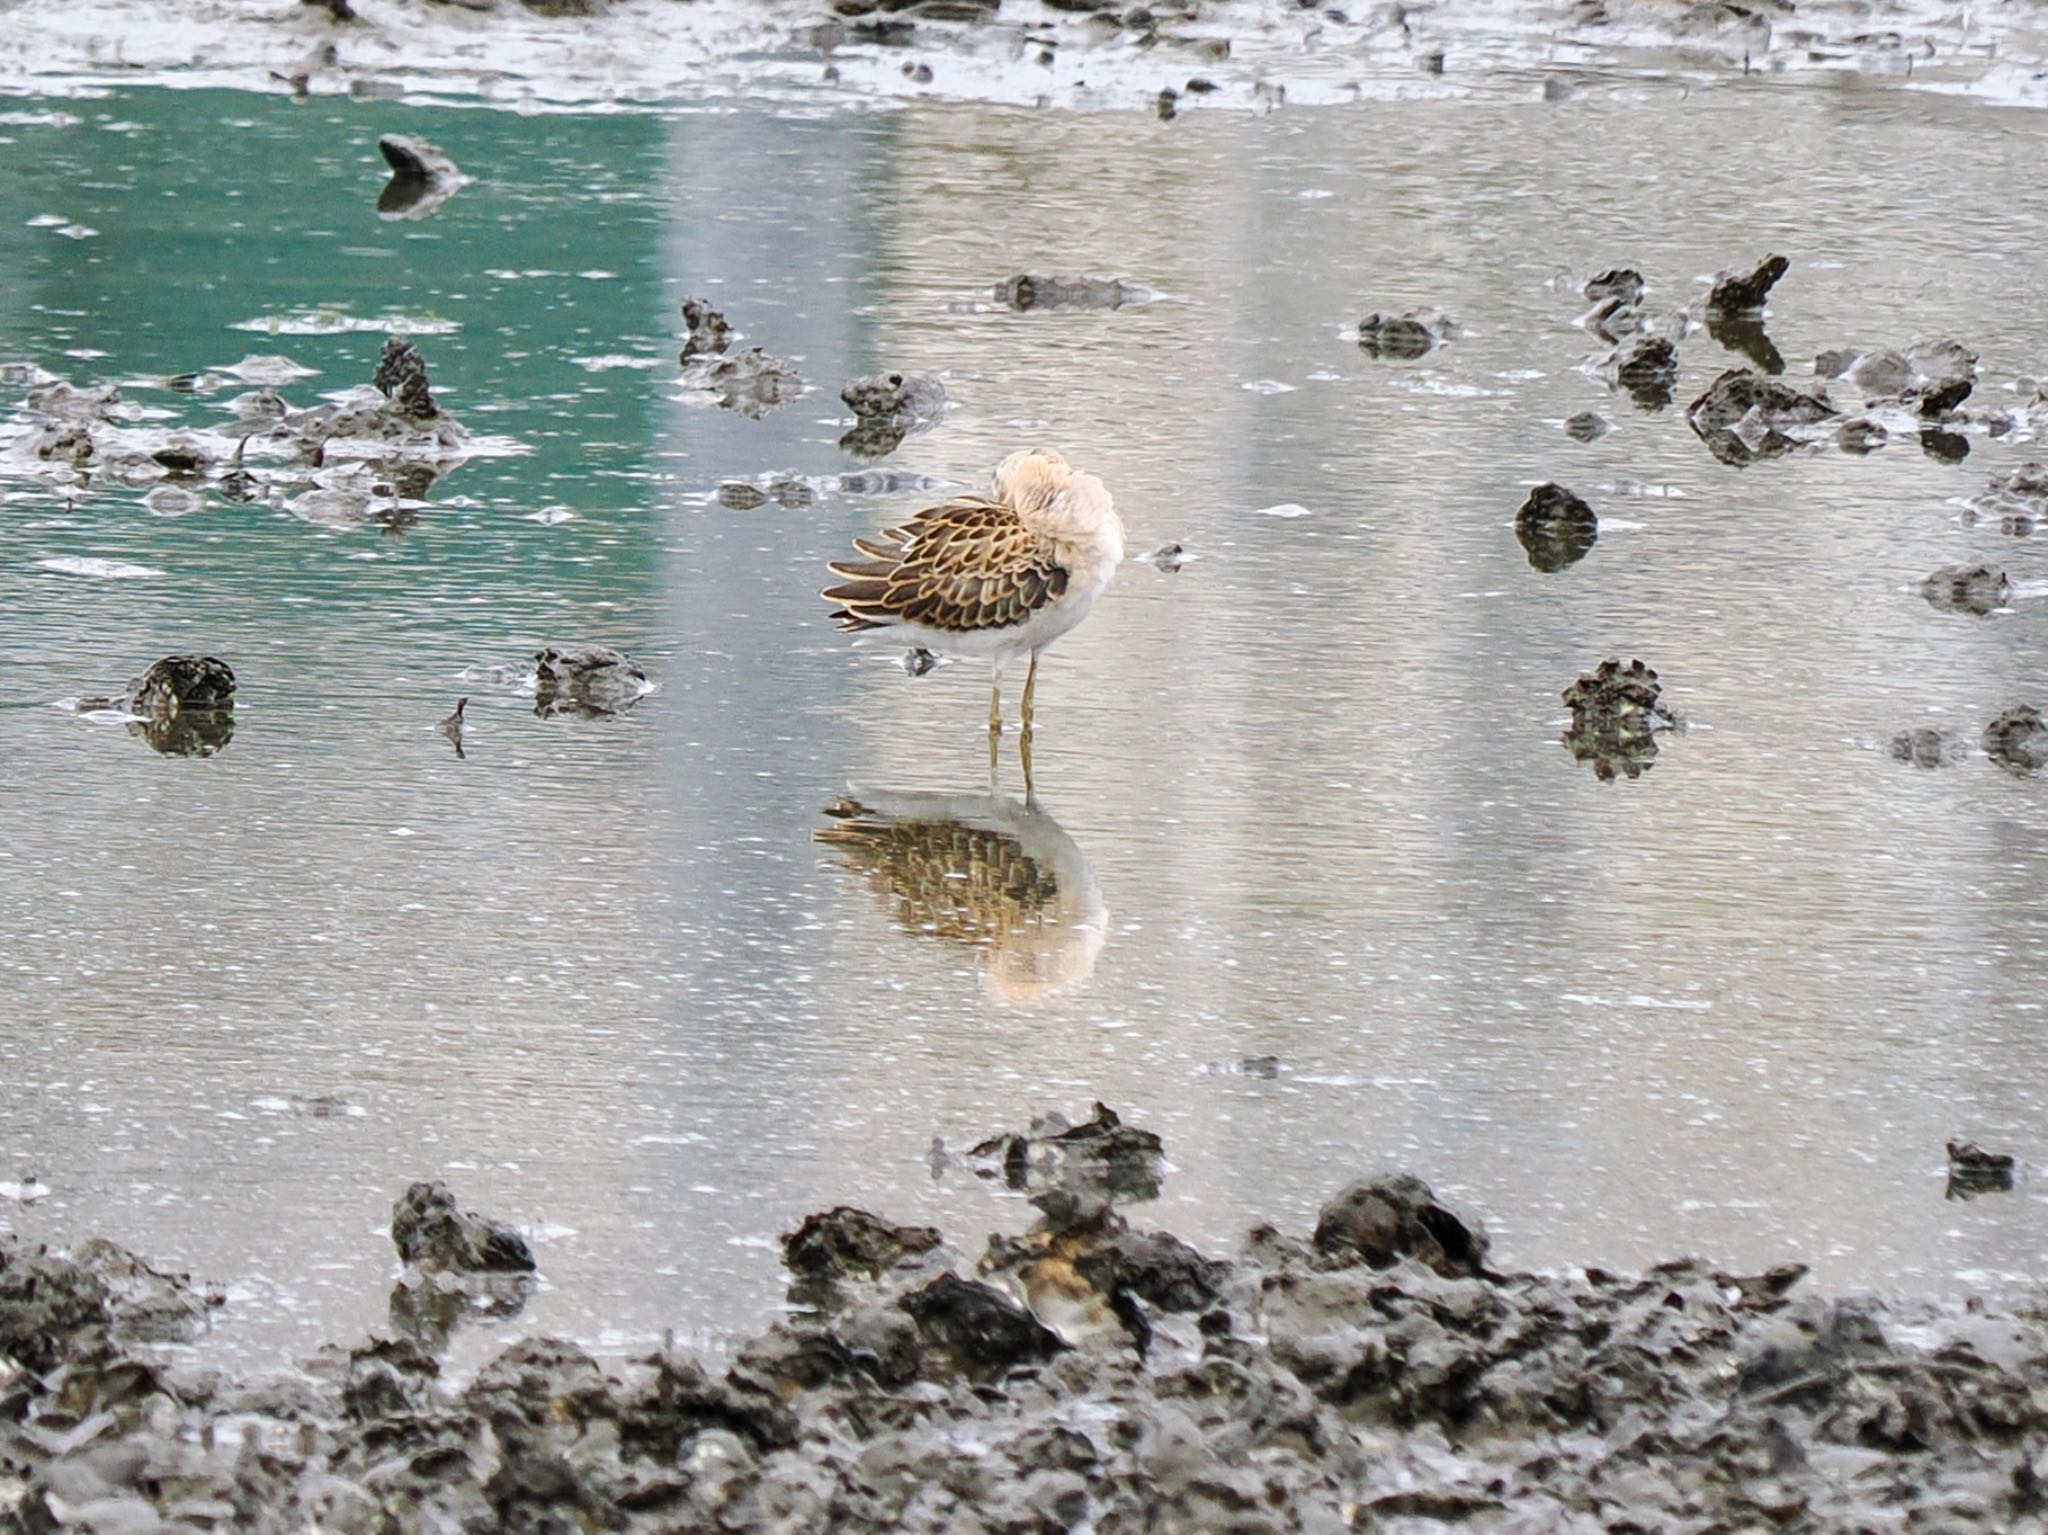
[992,274,1150,311]
[841,370,947,424]
[1984,705,2048,774]
[1919,563,2009,616]
[533,643,649,716]
[679,296,731,361]
[1686,367,1835,465]
[129,654,236,714]
[1706,253,1789,313]
[376,134,465,220]
[390,1181,536,1274]
[1514,482,1598,572]
[1357,308,1458,359]
[1562,657,1677,780]
[783,1207,943,1283]
[372,337,440,418]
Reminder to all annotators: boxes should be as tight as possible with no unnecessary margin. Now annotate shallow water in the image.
[4,81,2048,1370]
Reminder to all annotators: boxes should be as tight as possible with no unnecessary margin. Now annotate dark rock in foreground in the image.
[20,1168,2048,1533]
[124,654,237,756]
[1514,481,1597,572]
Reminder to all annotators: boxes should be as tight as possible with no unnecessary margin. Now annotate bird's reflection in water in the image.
[817,790,1107,1003]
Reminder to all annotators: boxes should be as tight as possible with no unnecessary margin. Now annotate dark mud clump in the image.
[1920,562,2010,617]
[992,273,1151,311]
[534,644,650,717]
[968,1102,1166,1202]
[1356,307,1457,359]
[1513,481,1598,572]
[1984,705,2048,774]
[1562,657,1678,780]
[784,1207,943,1287]
[1563,409,1609,442]
[1687,367,1837,465]
[26,1167,2048,1533]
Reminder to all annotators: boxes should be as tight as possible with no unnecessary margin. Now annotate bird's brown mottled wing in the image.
[823,496,1069,634]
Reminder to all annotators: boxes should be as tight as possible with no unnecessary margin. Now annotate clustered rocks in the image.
[673,297,806,418]
[11,1147,2048,1535]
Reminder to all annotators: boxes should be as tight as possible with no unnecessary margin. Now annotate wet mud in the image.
[15,1155,2048,1534]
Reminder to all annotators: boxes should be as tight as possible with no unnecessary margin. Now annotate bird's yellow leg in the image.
[1019,721,1035,800]
[1020,652,1040,731]
[988,679,1002,734]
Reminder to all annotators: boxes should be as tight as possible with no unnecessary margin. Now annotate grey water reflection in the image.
[2,83,2048,1371]
[817,790,1108,1003]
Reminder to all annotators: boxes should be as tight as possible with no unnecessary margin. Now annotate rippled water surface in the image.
[5,82,2048,1368]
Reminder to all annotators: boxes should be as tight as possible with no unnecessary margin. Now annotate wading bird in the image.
[822,449,1125,749]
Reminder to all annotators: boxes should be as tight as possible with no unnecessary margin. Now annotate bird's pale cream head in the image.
[993,449,1124,568]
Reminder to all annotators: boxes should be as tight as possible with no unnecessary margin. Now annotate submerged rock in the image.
[1919,563,2009,616]
[1889,728,1964,768]
[1817,338,1976,416]
[1984,705,2048,774]
[1964,461,2048,536]
[1356,307,1457,359]
[992,273,1151,311]
[390,1180,536,1275]
[968,1103,1166,1202]
[533,644,650,717]
[1563,409,1610,442]
[1562,657,1677,780]
[679,345,805,417]
[1583,267,1644,307]
[1513,481,1597,572]
[1686,367,1837,465]
[842,370,947,425]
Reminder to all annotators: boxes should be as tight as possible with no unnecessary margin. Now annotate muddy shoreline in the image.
[8,1145,2048,1532]
[1,0,2045,111]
